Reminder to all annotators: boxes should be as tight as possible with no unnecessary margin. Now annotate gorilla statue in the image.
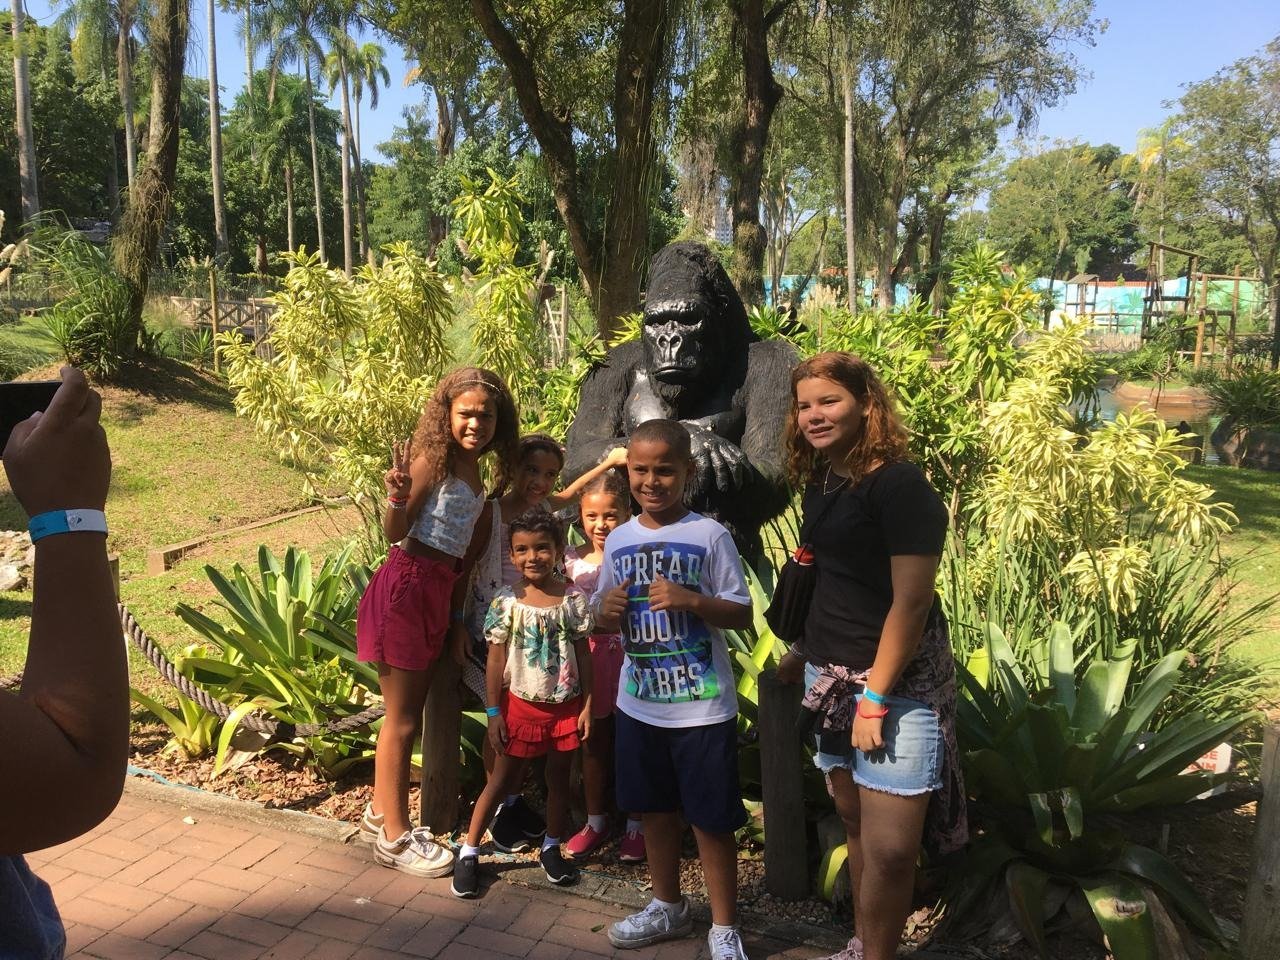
[564,241,797,558]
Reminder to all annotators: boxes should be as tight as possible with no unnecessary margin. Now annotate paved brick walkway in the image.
[26,779,825,960]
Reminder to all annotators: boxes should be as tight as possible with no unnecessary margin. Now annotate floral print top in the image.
[484,584,594,704]
[564,547,623,651]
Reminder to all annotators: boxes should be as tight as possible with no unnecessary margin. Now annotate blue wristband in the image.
[863,686,886,706]
[485,706,501,718]
[29,509,108,543]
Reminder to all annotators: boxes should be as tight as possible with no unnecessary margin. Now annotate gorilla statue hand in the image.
[684,422,748,495]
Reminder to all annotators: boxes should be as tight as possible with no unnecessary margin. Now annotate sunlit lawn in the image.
[1186,465,1280,687]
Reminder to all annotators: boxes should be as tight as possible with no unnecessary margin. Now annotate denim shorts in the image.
[804,662,943,796]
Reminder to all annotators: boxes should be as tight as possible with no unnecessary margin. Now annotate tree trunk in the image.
[468,0,670,338]
[255,235,268,273]
[244,2,253,98]
[428,84,455,253]
[284,160,296,253]
[118,25,137,190]
[726,0,790,306]
[842,53,856,312]
[915,188,952,308]
[102,63,121,222]
[208,0,228,257]
[11,0,40,222]
[302,59,326,262]
[112,0,189,324]
[353,93,371,265]
[338,56,354,275]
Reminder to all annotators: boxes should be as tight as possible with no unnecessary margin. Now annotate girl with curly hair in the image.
[354,367,519,879]
[776,353,966,960]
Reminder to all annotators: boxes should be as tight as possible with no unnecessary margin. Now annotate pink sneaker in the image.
[618,827,646,863]
[565,823,608,859]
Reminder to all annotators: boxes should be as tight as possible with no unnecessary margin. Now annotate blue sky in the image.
[23,0,1280,163]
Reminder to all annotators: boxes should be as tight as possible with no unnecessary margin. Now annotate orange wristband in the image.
[857,700,889,719]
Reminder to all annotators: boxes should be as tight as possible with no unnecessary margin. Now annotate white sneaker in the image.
[357,802,383,843]
[608,898,693,949]
[373,826,454,878]
[708,926,749,960]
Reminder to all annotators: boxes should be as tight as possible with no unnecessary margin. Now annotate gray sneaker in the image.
[708,926,749,960]
[608,898,693,949]
[374,826,454,878]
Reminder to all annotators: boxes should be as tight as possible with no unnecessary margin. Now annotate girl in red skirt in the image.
[354,368,518,878]
[451,509,594,898]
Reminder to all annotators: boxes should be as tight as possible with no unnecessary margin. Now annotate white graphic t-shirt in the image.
[592,512,750,728]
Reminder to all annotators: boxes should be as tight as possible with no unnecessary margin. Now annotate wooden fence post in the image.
[759,669,809,899]
[208,264,220,374]
[1243,725,1280,958]
[420,658,461,834]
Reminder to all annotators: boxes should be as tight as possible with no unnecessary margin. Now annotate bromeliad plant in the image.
[130,644,222,759]
[174,544,379,778]
[945,623,1252,959]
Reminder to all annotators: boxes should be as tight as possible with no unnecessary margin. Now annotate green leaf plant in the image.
[174,544,379,778]
[942,623,1252,958]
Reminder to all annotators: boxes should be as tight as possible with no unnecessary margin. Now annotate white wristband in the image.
[28,509,108,543]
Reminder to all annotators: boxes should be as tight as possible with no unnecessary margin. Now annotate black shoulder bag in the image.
[764,486,844,644]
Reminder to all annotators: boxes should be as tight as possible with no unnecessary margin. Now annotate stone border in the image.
[144,504,332,574]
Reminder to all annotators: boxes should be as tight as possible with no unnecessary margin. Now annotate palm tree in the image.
[10,0,40,220]
[229,71,312,256]
[323,34,354,274]
[52,0,142,191]
[207,0,228,256]
[348,40,387,264]
[259,0,331,263]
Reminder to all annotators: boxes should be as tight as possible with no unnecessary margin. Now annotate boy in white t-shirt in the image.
[594,419,752,960]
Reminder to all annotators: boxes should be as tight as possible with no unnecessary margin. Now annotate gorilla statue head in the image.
[642,242,757,387]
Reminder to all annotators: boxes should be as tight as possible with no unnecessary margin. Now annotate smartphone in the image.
[0,381,62,454]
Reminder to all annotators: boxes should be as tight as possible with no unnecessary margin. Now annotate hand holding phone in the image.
[2,367,111,517]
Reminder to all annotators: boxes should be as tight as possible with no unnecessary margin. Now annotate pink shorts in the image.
[356,547,459,671]
[588,635,625,720]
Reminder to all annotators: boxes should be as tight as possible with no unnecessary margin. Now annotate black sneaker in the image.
[540,844,580,885]
[450,854,479,899]
[490,802,531,853]
[510,795,547,840]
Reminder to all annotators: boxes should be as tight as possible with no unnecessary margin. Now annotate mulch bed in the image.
[129,719,1253,959]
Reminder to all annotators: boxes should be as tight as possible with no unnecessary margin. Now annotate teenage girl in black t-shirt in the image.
[775,352,966,960]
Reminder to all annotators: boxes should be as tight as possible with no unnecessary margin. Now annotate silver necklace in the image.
[823,466,849,495]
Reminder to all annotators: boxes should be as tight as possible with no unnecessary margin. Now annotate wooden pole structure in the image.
[1193,318,1206,369]
[208,261,220,374]
[758,669,809,899]
[1229,266,1241,370]
[1243,726,1280,958]
[559,283,569,363]
[420,659,461,833]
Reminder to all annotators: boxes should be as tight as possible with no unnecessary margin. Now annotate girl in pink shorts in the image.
[563,469,646,863]
[354,368,519,879]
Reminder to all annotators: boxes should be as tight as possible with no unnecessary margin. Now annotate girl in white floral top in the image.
[452,509,595,898]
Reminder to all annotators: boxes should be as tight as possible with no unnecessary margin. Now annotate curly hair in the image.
[410,367,519,494]
[783,352,909,486]
[508,507,566,552]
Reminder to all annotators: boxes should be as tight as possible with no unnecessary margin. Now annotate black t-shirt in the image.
[801,460,948,670]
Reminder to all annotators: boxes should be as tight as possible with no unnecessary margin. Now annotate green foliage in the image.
[986,140,1138,280]
[33,225,145,378]
[452,170,548,406]
[945,628,1248,957]
[130,648,222,759]
[174,544,379,778]
[221,244,453,527]
[1206,365,1280,439]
